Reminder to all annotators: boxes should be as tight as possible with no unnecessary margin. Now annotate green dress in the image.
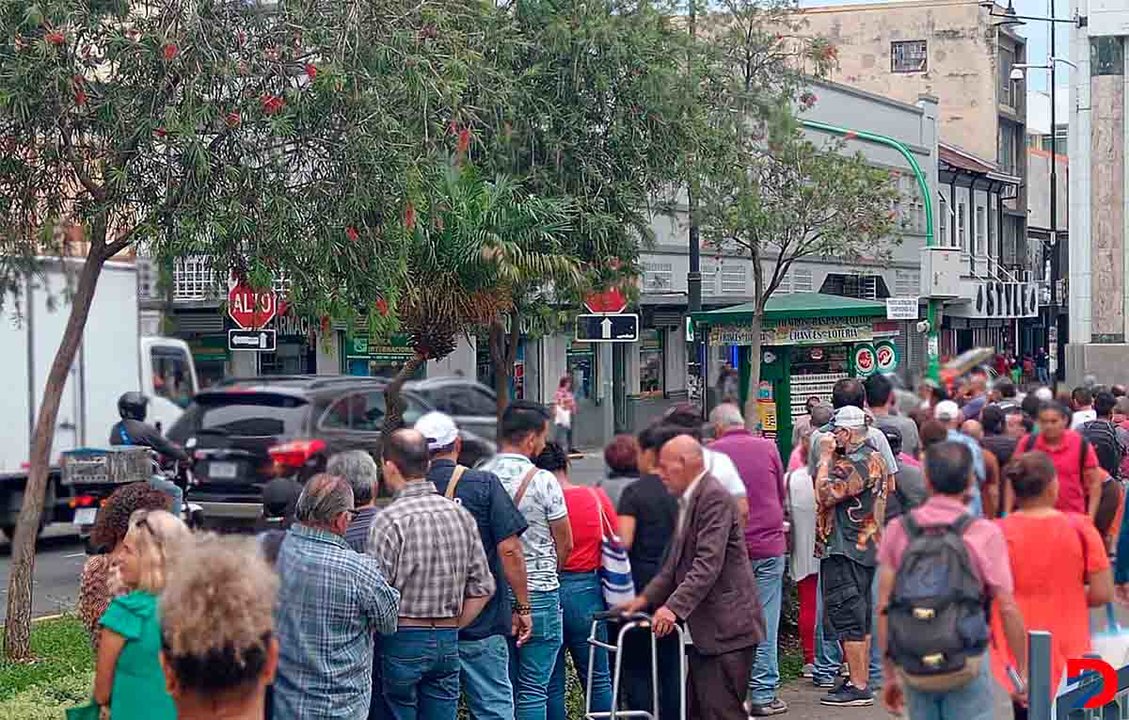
[99,590,176,720]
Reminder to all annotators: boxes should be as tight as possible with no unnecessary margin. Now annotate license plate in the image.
[73,508,98,526]
[208,461,238,479]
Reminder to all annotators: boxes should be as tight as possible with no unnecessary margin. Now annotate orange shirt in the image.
[989,511,1109,693]
[561,485,618,573]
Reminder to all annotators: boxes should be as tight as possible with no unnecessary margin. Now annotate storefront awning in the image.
[690,292,889,324]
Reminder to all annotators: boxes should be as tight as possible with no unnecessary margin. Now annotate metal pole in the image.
[799,119,941,382]
[687,0,703,410]
[1027,630,1054,720]
[1047,1,1061,385]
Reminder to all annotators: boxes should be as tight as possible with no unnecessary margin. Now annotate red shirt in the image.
[561,485,619,573]
[1016,431,1099,514]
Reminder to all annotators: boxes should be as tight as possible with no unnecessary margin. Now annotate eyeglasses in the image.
[344,508,359,520]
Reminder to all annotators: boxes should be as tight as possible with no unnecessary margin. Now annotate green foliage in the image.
[0,616,93,702]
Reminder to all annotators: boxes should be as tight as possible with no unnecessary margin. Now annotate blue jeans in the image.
[381,627,460,720]
[510,589,563,720]
[549,572,612,720]
[903,653,994,720]
[813,568,843,684]
[149,474,183,517]
[748,555,785,704]
[459,634,514,720]
[868,570,883,690]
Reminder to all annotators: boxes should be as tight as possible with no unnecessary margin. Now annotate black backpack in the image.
[886,513,990,691]
[1080,420,1123,478]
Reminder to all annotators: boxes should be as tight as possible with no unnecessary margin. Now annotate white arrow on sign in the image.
[601,317,613,339]
[259,332,269,349]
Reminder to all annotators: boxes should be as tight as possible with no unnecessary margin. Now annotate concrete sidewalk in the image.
[778,678,1015,719]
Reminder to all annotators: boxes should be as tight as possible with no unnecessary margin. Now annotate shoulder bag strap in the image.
[1079,436,1091,478]
[950,513,975,536]
[901,510,921,539]
[513,466,538,508]
[1023,433,1038,453]
[445,465,468,500]
[588,486,611,541]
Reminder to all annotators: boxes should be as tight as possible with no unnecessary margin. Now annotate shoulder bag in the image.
[588,487,636,607]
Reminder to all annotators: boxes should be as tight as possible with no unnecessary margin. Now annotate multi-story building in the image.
[1066,1,1129,383]
[798,0,1039,353]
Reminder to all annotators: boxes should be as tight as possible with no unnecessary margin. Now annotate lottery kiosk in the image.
[691,293,904,461]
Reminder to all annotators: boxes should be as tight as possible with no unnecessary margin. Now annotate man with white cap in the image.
[813,406,890,708]
[414,411,531,720]
[933,400,985,516]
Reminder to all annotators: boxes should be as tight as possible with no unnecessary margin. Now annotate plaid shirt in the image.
[274,524,400,720]
[368,480,495,620]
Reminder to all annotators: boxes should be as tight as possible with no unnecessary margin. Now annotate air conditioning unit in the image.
[920,246,963,299]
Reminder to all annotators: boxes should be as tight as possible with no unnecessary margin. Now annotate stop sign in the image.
[228,283,277,329]
[584,287,628,314]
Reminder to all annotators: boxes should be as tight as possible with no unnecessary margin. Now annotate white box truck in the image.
[0,259,197,539]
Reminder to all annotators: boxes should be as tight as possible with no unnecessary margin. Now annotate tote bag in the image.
[588,488,635,607]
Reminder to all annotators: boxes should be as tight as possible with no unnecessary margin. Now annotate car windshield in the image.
[169,392,309,440]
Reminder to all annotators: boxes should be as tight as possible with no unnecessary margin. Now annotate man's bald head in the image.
[960,419,983,441]
[656,433,704,496]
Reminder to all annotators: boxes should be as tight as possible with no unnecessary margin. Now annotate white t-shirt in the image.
[1072,409,1097,430]
[703,447,746,497]
[785,468,818,581]
[479,453,568,593]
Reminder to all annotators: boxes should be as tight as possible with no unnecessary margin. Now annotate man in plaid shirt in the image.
[368,429,495,718]
[273,474,400,720]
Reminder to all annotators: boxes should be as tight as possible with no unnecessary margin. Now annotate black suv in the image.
[166,375,495,529]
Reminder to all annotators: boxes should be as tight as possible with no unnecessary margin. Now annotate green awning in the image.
[690,292,888,324]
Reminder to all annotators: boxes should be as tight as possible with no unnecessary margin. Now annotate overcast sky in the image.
[796,0,1072,93]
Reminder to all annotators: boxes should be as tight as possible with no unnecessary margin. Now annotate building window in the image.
[1092,37,1125,76]
[792,267,814,293]
[891,40,927,73]
[957,201,967,254]
[639,328,663,396]
[999,47,1018,108]
[998,123,1019,175]
[939,191,950,246]
[975,205,987,258]
[720,263,747,294]
[989,196,999,260]
[642,262,673,291]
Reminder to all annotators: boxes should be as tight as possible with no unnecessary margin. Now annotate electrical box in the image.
[920,246,963,299]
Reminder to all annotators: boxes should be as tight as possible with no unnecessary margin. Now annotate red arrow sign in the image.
[584,287,628,314]
[228,282,277,330]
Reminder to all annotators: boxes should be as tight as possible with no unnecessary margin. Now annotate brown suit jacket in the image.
[643,473,765,655]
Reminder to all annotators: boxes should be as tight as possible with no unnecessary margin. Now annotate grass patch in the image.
[0,616,94,716]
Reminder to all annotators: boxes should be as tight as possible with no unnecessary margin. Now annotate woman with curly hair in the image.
[93,509,189,719]
[160,534,278,720]
[78,482,171,650]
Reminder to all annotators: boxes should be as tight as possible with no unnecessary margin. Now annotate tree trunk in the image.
[381,354,426,442]
[488,314,521,426]
[4,249,105,660]
[743,310,764,431]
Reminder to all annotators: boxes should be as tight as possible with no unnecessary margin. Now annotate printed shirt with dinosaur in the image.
[815,443,890,568]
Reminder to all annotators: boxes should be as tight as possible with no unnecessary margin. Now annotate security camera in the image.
[915,320,931,334]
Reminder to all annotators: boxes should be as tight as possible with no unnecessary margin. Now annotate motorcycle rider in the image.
[110,392,188,516]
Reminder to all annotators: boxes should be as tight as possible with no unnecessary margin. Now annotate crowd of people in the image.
[72,368,1129,720]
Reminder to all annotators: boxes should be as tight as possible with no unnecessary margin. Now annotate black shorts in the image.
[821,555,875,642]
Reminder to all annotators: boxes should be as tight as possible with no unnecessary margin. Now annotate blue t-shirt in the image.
[428,459,528,641]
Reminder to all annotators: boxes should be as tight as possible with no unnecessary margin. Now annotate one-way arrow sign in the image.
[576,313,639,342]
[229,328,277,352]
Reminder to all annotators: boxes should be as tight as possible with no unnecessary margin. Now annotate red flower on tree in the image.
[456,126,472,157]
[404,202,416,231]
[162,43,178,60]
[319,315,331,335]
[345,226,359,242]
[375,297,389,316]
[74,89,87,106]
[45,31,65,46]
[305,63,318,80]
[155,127,167,138]
[225,111,241,128]
[260,94,284,115]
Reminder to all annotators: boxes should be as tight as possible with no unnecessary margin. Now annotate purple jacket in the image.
[710,429,786,559]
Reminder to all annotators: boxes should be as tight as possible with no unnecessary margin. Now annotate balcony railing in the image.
[137,255,289,302]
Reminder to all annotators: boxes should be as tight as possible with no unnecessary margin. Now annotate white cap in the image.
[414,412,459,451]
[1034,387,1053,401]
[832,406,867,429]
[934,400,961,422]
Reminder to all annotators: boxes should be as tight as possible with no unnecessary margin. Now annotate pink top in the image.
[878,495,1014,597]
[787,445,805,472]
[897,452,922,469]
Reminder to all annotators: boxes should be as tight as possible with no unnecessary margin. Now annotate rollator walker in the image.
[585,611,687,720]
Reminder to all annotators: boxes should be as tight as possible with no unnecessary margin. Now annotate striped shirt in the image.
[368,480,495,619]
[345,506,379,553]
[274,524,400,720]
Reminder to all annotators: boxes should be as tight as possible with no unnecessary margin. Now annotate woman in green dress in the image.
[93,509,190,719]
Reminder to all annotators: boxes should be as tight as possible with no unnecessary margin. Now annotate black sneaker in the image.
[819,682,874,707]
[812,676,840,690]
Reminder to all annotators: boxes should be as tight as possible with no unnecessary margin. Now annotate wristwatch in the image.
[512,602,532,616]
